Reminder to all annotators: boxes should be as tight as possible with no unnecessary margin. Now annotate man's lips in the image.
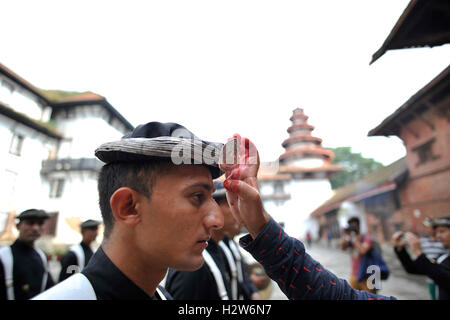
[197,236,211,246]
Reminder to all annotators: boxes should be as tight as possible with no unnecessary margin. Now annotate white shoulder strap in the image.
[70,244,85,270]
[202,250,229,300]
[437,253,449,265]
[34,247,49,293]
[0,246,15,300]
[218,241,238,300]
[33,273,97,300]
[228,240,244,283]
[156,287,167,300]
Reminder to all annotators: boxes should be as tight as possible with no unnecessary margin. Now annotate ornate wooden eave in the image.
[370,0,450,64]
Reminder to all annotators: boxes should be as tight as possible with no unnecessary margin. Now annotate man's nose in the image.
[31,223,42,232]
[205,200,224,231]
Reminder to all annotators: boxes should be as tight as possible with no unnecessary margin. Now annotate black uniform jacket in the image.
[81,246,171,300]
[0,239,54,300]
[165,239,232,300]
[222,236,258,300]
[58,242,93,282]
[394,247,450,300]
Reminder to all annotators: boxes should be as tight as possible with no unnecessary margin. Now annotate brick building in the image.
[369,0,450,234]
[310,0,450,242]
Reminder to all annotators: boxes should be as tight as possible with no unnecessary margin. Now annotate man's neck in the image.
[17,238,34,247]
[81,239,91,247]
[102,238,166,297]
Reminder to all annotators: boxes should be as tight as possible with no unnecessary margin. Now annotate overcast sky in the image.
[1,0,449,165]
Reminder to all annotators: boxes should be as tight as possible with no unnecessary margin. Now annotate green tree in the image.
[328,147,384,190]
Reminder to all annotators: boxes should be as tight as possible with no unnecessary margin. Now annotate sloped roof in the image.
[282,134,322,147]
[49,91,134,131]
[0,63,49,102]
[0,63,134,132]
[39,89,99,103]
[280,146,334,161]
[371,0,450,64]
[310,157,408,218]
[0,103,63,139]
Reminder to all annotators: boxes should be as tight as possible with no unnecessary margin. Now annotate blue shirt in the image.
[239,217,396,300]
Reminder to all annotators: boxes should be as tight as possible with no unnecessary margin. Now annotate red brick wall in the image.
[400,108,450,179]
[398,107,450,233]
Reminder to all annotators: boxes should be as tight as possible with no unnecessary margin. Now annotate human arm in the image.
[339,230,349,251]
[392,231,424,275]
[405,232,423,257]
[352,234,372,255]
[239,217,393,300]
[220,135,395,300]
[412,255,450,292]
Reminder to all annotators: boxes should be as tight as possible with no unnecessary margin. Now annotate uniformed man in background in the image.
[58,219,101,282]
[212,180,260,300]
[0,209,55,300]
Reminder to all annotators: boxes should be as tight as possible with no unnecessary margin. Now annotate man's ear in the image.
[110,187,141,227]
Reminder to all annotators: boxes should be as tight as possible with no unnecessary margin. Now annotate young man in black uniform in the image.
[0,209,54,300]
[212,180,260,300]
[34,122,225,300]
[58,219,101,282]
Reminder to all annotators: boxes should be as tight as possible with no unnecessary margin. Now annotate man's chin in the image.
[175,256,205,271]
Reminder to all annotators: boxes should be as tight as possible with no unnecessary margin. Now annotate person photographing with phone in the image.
[392,217,450,300]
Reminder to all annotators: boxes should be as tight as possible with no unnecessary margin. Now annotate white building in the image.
[258,108,342,240]
[0,63,133,248]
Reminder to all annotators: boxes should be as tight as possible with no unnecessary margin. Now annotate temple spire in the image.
[278,108,342,179]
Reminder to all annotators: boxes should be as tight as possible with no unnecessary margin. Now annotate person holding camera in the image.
[339,217,377,294]
[392,217,450,300]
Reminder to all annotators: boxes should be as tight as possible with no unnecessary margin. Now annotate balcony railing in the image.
[41,158,104,175]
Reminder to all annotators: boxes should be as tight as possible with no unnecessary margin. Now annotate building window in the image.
[49,179,65,198]
[9,134,24,156]
[413,138,440,167]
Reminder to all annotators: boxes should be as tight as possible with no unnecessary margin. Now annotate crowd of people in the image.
[0,121,449,300]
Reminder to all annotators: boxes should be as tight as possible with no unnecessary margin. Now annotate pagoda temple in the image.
[258,108,342,239]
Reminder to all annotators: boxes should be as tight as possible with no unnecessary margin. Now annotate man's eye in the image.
[192,193,205,202]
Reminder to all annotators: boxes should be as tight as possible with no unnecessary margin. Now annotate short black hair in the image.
[347,217,360,226]
[97,160,170,238]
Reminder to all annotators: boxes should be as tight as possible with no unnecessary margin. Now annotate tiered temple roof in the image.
[280,108,338,166]
[258,108,342,181]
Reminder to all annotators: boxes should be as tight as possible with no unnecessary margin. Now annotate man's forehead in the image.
[160,164,214,187]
